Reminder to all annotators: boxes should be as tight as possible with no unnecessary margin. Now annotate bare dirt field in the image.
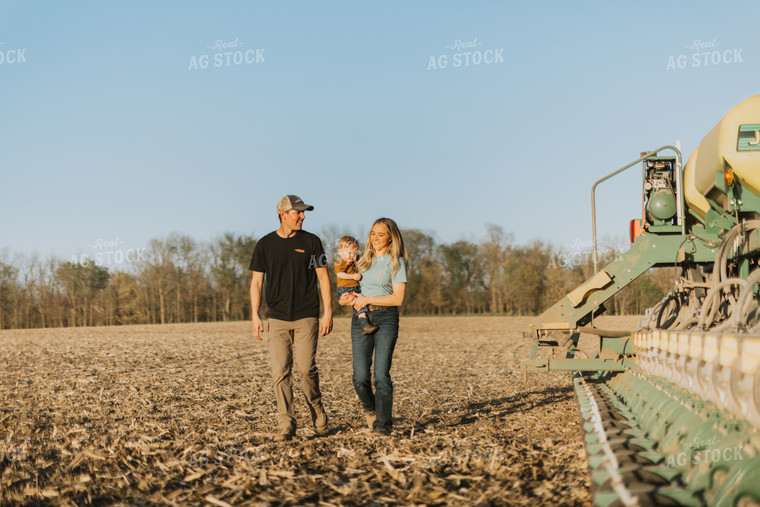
[0,315,641,506]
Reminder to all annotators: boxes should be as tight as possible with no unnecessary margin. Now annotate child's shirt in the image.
[334,259,360,288]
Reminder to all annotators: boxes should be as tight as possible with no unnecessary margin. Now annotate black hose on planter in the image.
[656,294,681,330]
[699,278,747,329]
[701,221,760,330]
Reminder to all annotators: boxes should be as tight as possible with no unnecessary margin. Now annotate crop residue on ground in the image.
[0,316,642,505]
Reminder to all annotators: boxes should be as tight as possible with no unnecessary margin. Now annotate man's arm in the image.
[250,271,265,340]
[315,266,333,337]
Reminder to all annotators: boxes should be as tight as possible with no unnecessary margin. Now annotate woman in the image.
[339,218,408,435]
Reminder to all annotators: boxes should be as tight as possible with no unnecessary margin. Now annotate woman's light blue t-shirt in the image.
[360,255,407,297]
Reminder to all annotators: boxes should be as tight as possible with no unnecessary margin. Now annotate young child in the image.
[335,236,378,335]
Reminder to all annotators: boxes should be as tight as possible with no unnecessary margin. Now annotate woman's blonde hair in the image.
[356,218,408,275]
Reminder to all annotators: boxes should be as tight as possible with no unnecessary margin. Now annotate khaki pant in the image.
[267,317,322,431]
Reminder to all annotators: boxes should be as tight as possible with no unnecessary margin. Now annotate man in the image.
[250,195,333,441]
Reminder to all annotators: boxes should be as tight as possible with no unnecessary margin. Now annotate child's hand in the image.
[352,273,362,281]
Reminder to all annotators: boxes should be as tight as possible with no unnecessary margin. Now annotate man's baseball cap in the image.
[277,195,314,213]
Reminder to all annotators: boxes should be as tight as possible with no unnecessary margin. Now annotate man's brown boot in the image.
[313,406,328,435]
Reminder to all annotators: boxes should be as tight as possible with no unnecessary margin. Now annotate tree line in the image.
[0,226,671,330]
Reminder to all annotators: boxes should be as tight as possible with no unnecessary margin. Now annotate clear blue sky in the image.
[2,1,759,261]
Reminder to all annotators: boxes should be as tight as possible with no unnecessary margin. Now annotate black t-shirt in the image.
[249,230,327,321]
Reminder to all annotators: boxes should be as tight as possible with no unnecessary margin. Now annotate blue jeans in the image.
[351,306,399,432]
[337,286,368,317]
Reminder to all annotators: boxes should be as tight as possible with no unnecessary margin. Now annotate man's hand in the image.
[252,313,264,341]
[319,313,333,337]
